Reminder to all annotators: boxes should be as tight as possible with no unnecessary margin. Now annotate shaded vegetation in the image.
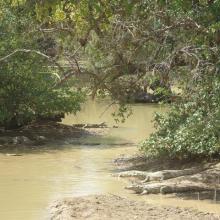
[1,0,220,158]
[0,2,84,129]
[140,1,220,159]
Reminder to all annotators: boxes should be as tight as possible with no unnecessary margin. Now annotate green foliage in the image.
[136,0,220,159]
[112,104,132,123]
[1,0,220,160]
[141,74,220,159]
[0,2,84,128]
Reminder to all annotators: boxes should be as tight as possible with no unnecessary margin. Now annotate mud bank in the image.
[0,122,111,152]
[50,194,220,220]
[114,155,220,200]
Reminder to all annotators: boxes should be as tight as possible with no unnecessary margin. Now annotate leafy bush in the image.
[141,75,220,159]
[0,2,85,129]
[0,56,84,128]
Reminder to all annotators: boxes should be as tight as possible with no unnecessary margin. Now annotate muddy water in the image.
[0,100,220,220]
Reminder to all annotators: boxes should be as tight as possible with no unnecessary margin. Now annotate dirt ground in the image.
[49,154,220,220]
[49,194,220,220]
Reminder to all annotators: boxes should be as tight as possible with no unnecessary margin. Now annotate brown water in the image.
[0,100,220,220]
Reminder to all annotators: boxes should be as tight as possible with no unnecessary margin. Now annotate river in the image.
[0,100,219,220]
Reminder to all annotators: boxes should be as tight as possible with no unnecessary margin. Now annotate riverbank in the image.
[0,122,110,152]
[2,101,219,219]
[114,154,220,200]
[50,194,220,220]
[48,154,220,220]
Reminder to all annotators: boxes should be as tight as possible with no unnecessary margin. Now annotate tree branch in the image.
[0,49,50,63]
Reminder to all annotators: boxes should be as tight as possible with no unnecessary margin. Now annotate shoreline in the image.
[49,194,220,220]
[50,152,220,219]
[2,123,220,219]
[0,122,111,153]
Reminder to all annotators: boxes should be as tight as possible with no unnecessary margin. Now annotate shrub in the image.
[140,76,220,159]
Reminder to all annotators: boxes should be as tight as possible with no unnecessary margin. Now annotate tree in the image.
[140,0,220,159]
[2,0,220,159]
[20,0,181,102]
[0,2,84,129]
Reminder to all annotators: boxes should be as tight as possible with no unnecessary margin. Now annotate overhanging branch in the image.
[0,49,50,63]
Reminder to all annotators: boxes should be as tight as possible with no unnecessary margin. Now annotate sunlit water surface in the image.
[0,100,220,220]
